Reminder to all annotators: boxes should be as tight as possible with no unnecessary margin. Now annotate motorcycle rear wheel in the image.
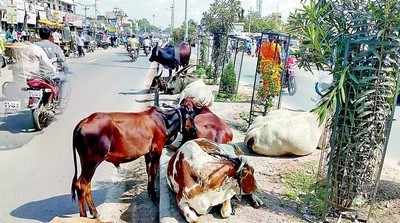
[32,104,53,131]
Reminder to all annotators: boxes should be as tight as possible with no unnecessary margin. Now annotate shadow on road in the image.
[0,110,35,134]
[10,178,146,222]
[112,59,135,63]
[0,110,38,150]
[119,89,150,95]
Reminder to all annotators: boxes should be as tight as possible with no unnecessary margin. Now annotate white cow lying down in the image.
[245,109,324,156]
[178,79,213,107]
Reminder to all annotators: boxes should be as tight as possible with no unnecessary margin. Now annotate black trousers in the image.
[77,46,85,56]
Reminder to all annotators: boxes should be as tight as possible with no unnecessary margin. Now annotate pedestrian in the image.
[76,33,85,57]
[5,28,14,43]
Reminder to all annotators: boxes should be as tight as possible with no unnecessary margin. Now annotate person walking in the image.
[76,33,85,57]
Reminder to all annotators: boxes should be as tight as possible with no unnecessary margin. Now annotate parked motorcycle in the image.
[282,56,297,96]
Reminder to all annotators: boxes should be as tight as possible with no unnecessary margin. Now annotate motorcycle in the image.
[143,45,151,56]
[84,40,96,53]
[127,46,138,62]
[97,40,110,49]
[24,62,66,130]
[282,56,297,96]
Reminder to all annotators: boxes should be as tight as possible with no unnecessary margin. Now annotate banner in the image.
[26,3,36,25]
[50,10,62,22]
[16,9,24,24]
[6,7,16,24]
[38,10,46,20]
[15,0,24,10]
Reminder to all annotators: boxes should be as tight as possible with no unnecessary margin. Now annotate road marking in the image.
[88,59,97,63]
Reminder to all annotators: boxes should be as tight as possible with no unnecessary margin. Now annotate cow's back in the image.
[245,110,323,156]
[194,109,233,144]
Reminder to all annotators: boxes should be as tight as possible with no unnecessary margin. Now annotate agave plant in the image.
[289,0,400,217]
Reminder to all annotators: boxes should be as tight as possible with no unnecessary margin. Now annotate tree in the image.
[172,19,198,43]
[201,0,241,34]
[289,0,400,216]
[244,11,285,33]
[201,0,241,81]
[137,18,160,33]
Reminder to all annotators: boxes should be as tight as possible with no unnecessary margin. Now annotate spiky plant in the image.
[289,0,400,215]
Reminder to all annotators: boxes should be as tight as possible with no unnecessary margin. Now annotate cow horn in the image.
[175,64,195,76]
[236,156,247,175]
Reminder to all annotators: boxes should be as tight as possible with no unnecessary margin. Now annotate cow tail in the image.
[71,122,82,201]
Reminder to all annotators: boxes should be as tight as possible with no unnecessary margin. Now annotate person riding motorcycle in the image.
[127,34,139,57]
[143,37,151,55]
[35,27,68,107]
[12,36,56,85]
[36,27,67,71]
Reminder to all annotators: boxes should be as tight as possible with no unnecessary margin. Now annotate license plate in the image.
[1,101,21,113]
[28,90,43,98]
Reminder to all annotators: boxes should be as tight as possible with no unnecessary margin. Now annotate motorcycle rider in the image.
[127,34,139,57]
[12,35,56,85]
[143,36,151,55]
[36,27,67,70]
[36,27,69,108]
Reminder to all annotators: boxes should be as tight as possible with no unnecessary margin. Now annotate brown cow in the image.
[167,138,263,222]
[71,100,197,218]
[182,106,233,144]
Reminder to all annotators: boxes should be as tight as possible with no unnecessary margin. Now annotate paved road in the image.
[0,47,156,222]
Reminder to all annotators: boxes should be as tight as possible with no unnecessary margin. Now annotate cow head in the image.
[166,65,198,94]
[166,74,184,95]
[179,97,203,139]
[237,163,257,194]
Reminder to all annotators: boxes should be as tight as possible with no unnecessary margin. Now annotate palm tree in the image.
[289,0,400,217]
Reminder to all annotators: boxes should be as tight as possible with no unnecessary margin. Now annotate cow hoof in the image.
[250,194,264,209]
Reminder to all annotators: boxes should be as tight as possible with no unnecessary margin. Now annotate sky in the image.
[78,0,303,29]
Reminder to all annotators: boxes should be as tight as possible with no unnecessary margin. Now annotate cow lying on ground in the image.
[245,109,324,156]
[182,106,233,144]
[71,99,198,218]
[165,69,213,107]
[167,138,263,223]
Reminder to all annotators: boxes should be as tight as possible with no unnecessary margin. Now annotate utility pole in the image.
[170,0,175,35]
[152,14,155,26]
[94,0,97,34]
[184,0,188,41]
[83,5,89,28]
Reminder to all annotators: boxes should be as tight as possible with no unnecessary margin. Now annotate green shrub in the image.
[195,67,206,78]
[220,62,236,95]
[205,64,213,80]
[282,162,327,218]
